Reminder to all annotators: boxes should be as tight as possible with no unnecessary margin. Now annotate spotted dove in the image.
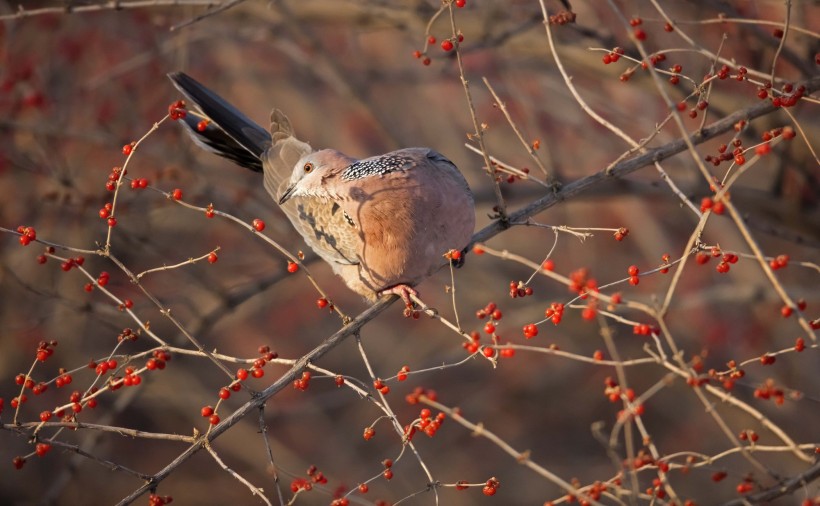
[168,72,475,304]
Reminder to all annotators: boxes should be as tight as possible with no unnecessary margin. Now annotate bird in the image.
[168,72,475,305]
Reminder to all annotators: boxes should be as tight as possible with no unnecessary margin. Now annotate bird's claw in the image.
[379,284,418,308]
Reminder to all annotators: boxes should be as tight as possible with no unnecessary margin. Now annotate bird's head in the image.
[279,149,354,205]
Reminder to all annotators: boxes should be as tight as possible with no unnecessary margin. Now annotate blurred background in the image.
[1,0,818,504]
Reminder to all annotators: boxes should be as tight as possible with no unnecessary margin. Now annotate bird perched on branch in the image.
[168,72,475,305]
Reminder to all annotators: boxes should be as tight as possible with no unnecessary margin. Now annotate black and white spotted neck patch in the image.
[340,154,412,181]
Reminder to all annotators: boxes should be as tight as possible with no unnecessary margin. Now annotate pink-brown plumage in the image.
[169,72,475,303]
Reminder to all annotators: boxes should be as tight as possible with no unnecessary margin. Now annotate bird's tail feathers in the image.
[168,72,271,172]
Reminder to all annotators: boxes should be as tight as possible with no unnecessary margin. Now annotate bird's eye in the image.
[303,163,313,173]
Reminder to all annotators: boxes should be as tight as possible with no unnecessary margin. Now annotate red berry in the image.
[201,405,214,417]
[363,427,375,440]
[172,188,182,200]
[12,456,25,470]
[208,252,218,264]
[35,443,51,457]
[455,0,466,7]
[252,218,265,231]
[441,40,454,52]
[287,261,298,273]
[209,414,220,425]
[316,298,329,309]
[122,144,133,155]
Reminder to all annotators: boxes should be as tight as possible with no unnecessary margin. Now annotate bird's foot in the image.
[379,284,418,308]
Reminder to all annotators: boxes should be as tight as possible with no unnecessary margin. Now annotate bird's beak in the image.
[278,185,296,205]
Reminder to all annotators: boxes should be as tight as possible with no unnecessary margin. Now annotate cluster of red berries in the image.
[200,405,219,425]
[14,373,46,399]
[508,280,534,298]
[129,177,149,190]
[675,97,710,119]
[754,379,785,405]
[715,64,747,81]
[65,257,87,275]
[372,378,390,395]
[760,83,806,108]
[92,358,118,376]
[167,99,186,121]
[482,477,500,496]
[604,376,634,403]
[405,386,437,405]
[464,302,510,357]
[443,248,462,261]
[629,449,657,470]
[149,493,174,506]
[96,270,110,287]
[405,407,446,441]
[548,9,576,25]
[601,46,625,65]
[614,227,629,241]
[646,477,668,499]
[768,254,790,270]
[146,349,171,371]
[544,302,565,325]
[570,267,599,298]
[739,429,760,443]
[293,370,311,390]
[626,264,640,285]
[736,479,754,494]
[119,365,143,387]
[117,327,138,342]
[522,323,538,339]
[488,160,531,184]
[290,466,333,499]
[632,323,657,336]
[713,136,750,166]
[35,340,57,362]
[54,370,73,388]
[105,165,125,192]
[16,225,36,246]
[68,387,99,412]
